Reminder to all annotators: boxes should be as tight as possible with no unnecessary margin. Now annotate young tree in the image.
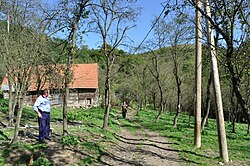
[160,14,194,127]
[90,0,139,130]
[62,0,89,135]
[48,0,90,135]
[147,52,165,122]
[0,0,59,143]
[146,17,171,122]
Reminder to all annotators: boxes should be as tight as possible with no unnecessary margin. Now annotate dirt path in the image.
[99,110,184,166]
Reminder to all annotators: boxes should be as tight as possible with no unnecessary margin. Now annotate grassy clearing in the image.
[0,106,121,165]
[133,109,250,165]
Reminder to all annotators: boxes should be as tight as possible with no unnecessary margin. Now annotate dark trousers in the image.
[122,108,127,118]
[38,112,50,141]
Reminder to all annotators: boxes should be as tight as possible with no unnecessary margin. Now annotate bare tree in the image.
[47,0,90,135]
[147,53,165,122]
[163,14,193,127]
[62,0,89,135]
[90,0,139,130]
[0,0,59,143]
[147,18,169,123]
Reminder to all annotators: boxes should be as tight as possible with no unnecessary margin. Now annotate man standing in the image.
[33,89,51,143]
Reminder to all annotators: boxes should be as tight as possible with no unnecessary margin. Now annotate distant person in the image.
[33,89,51,143]
[121,101,128,119]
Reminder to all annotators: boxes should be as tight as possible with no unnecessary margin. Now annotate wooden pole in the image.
[194,0,202,148]
[205,0,229,162]
[7,15,10,33]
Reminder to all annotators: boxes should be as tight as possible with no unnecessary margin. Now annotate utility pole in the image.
[7,15,10,33]
[205,0,229,162]
[194,0,202,148]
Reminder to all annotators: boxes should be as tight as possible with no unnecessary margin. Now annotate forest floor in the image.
[0,109,187,166]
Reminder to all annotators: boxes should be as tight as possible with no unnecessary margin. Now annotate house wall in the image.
[26,88,98,108]
[68,89,98,108]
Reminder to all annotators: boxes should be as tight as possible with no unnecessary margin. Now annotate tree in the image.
[90,0,139,130]
[159,14,194,127]
[0,0,59,143]
[48,0,90,135]
[147,52,165,122]
[145,17,170,122]
[62,0,89,135]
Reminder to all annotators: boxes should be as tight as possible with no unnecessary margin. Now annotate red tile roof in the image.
[70,63,98,89]
[1,63,98,91]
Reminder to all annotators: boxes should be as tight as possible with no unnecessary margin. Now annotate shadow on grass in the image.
[2,142,49,165]
[113,133,179,145]
[0,130,9,140]
[110,135,192,165]
[68,139,145,166]
[113,132,211,165]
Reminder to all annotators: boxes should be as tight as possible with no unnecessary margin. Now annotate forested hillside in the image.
[72,42,249,129]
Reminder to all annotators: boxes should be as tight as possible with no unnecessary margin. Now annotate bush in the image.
[33,157,53,166]
[60,135,79,146]
[0,98,8,113]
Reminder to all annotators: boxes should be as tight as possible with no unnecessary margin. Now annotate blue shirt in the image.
[33,95,51,113]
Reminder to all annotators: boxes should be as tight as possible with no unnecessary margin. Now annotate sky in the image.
[82,0,167,51]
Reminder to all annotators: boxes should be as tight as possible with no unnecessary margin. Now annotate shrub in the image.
[33,157,53,166]
[60,135,79,146]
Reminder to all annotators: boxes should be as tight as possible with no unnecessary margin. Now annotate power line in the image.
[133,2,169,54]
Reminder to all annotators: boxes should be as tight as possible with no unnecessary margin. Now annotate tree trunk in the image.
[148,56,164,123]
[12,89,18,120]
[152,92,156,110]
[103,61,111,130]
[228,58,250,126]
[11,92,25,144]
[7,76,14,126]
[155,83,164,123]
[205,0,229,162]
[194,0,202,148]
[173,82,181,127]
[62,44,72,135]
[248,122,249,134]
[63,86,69,135]
[6,15,14,127]
[62,0,88,135]
[230,90,238,133]
[173,68,182,127]
[201,71,212,132]
[11,73,28,144]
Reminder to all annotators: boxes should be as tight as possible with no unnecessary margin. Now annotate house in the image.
[1,63,99,108]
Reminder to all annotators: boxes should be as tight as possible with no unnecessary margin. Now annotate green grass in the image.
[0,105,121,165]
[0,100,249,165]
[133,109,250,165]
